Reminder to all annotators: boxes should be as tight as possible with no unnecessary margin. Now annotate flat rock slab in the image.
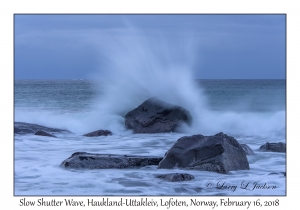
[125,97,192,133]
[14,122,69,135]
[259,142,286,153]
[34,130,56,138]
[83,130,112,137]
[155,173,195,182]
[158,132,250,174]
[60,152,163,169]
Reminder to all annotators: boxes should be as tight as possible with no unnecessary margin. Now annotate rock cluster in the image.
[15,98,286,181]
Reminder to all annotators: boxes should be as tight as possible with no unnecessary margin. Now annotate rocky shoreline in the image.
[14,97,286,181]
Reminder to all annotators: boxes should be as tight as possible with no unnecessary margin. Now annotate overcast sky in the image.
[14,14,286,79]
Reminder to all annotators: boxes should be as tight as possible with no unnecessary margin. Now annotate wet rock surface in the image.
[240,144,255,155]
[155,173,195,182]
[60,152,163,169]
[83,130,112,137]
[268,172,286,176]
[125,97,192,133]
[34,130,56,138]
[158,132,250,174]
[14,122,69,135]
[259,142,286,153]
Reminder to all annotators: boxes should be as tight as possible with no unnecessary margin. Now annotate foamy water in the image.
[15,131,286,196]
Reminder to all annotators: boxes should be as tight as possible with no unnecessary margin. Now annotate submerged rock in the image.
[240,144,255,155]
[155,173,195,182]
[259,142,286,153]
[83,130,112,137]
[34,130,56,138]
[158,132,250,174]
[268,172,286,177]
[14,122,69,135]
[125,97,192,133]
[60,152,163,169]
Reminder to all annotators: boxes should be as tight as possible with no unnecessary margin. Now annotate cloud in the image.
[14,14,286,79]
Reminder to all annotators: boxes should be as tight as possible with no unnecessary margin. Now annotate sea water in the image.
[14,29,286,196]
[14,79,286,196]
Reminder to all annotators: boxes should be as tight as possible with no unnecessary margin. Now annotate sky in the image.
[14,14,286,80]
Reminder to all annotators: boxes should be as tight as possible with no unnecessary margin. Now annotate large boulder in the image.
[60,152,163,169]
[259,142,286,153]
[14,122,69,135]
[125,97,192,133]
[158,132,249,174]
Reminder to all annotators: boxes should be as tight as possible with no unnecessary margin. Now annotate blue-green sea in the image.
[14,79,286,196]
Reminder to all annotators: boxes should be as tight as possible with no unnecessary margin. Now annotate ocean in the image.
[14,79,286,196]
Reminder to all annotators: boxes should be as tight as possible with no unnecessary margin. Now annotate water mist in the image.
[87,28,209,134]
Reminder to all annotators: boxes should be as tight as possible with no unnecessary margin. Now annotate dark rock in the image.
[34,130,56,138]
[259,142,286,153]
[60,152,163,169]
[240,144,255,155]
[14,126,34,135]
[125,97,192,133]
[83,130,112,137]
[268,172,286,176]
[14,122,69,135]
[158,132,250,174]
[155,173,195,182]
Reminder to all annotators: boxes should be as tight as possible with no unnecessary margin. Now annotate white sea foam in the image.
[14,132,286,195]
[80,27,205,134]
